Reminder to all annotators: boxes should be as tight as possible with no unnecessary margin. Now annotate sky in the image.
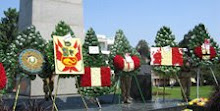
[0,0,220,47]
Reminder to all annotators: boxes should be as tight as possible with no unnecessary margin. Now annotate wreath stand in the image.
[154,72,189,103]
[163,76,166,102]
[112,74,146,104]
[12,76,23,111]
[86,95,102,109]
[154,76,167,102]
[52,75,88,111]
[175,73,189,102]
[12,75,60,111]
[196,66,219,98]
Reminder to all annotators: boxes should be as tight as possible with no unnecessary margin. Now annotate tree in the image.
[153,26,180,76]
[179,30,193,49]
[136,40,150,64]
[0,8,18,53]
[109,29,140,76]
[179,30,194,57]
[79,28,114,97]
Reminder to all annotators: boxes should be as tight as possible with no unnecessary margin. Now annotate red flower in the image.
[194,46,216,60]
[0,63,7,90]
[80,67,111,87]
[172,48,183,66]
[131,56,141,69]
[113,55,140,71]
[113,55,124,70]
[80,67,91,87]
[210,47,217,59]
[194,46,203,59]
[153,49,162,65]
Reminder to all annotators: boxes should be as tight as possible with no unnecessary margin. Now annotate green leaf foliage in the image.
[0,8,19,92]
[0,8,18,53]
[83,28,106,67]
[51,21,75,37]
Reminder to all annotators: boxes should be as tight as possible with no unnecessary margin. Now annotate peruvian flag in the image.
[80,67,111,87]
[150,47,183,66]
[0,63,7,90]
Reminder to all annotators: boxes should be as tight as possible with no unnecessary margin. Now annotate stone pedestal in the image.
[130,65,152,101]
[19,76,78,96]
[18,0,84,96]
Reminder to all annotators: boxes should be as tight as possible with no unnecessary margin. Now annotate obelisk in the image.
[18,0,84,96]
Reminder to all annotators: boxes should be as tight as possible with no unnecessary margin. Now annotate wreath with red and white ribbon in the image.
[113,54,140,72]
[194,39,217,60]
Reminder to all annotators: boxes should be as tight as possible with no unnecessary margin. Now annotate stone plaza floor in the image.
[2,94,187,111]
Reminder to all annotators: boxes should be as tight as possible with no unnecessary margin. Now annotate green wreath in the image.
[7,26,47,81]
[78,28,115,97]
[186,24,220,67]
[152,26,181,76]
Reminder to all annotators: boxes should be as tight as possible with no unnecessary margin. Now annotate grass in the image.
[152,85,214,100]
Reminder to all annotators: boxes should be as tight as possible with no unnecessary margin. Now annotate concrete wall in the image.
[18,0,84,96]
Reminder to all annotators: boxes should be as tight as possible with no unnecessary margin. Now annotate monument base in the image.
[20,75,78,96]
[130,65,152,101]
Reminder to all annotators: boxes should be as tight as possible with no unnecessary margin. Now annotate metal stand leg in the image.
[175,73,188,102]
[209,67,219,86]
[196,68,200,98]
[0,93,2,103]
[96,97,102,109]
[112,77,120,103]
[163,77,165,102]
[75,77,88,109]
[118,76,121,104]
[46,79,58,111]
[134,75,146,103]
[154,83,160,103]
[13,77,22,111]
[52,75,60,111]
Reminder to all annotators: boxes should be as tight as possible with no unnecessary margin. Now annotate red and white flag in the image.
[80,67,111,87]
[150,47,183,66]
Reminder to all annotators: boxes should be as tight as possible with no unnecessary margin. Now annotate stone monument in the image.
[130,65,152,101]
[18,0,84,96]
